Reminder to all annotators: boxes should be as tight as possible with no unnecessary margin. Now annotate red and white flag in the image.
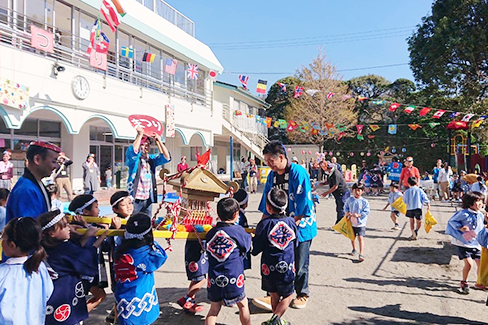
[90,51,107,71]
[100,0,120,33]
[30,25,53,53]
[326,92,335,99]
[356,124,364,134]
[389,103,400,112]
[461,113,475,122]
[432,110,446,119]
[208,70,217,80]
[419,107,431,116]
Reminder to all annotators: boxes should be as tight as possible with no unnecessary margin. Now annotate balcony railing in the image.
[222,104,269,150]
[0,7,211,107]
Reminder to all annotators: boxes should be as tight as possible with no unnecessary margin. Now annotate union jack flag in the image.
[294,86,304,98]
[187,63,199,80]
[238,75,249,89]
[277,82,286,92]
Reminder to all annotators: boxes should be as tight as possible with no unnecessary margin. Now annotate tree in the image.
[284,52,357,144]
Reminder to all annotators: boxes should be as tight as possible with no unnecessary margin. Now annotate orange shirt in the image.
[400,166,420,187]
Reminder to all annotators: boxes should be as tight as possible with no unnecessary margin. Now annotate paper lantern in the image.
[431,143,436,148]
[308,150,312,155]
[350,152,354,156]
[402,147,406,152]
[287,148,291,152]
[329,151,333,156]
[366,152,371,157]
[302,150,305,154]
[336,152,340,156]
[360,152,364,156]
[392,148,396,153]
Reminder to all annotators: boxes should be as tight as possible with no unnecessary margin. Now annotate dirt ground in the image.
[85,190,488,325]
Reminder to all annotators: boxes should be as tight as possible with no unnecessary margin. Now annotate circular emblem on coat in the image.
[188,261,198,273]
[46,305,54,315]
[75,281,85,298]
[262,264,270,276]
[72,297,78,306]
[236,274,245,288]
[276,261,288,273]
[230,277,236,284]
[215,275,229,287]
[54,304,71,322]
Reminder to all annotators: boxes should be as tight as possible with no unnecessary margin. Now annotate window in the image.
[175,59,186,87]
[39,120,61,138]
[143,0,153,11]
[118,31,131,70]
[79,12,95,52]
[133,37,145,74]
[190,147,202,162]
[17,119,37,136]
[148,45,161,80]
[0,117,9,134]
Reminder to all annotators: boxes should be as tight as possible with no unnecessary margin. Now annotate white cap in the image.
[292,156,299,162]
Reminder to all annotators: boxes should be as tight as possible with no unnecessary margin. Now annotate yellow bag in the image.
[478,247,488,286]
[332,216,355,241]
[424,210,437,234]
[391,196,407,215]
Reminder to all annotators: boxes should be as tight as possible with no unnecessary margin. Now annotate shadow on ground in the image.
[390,241,455,265]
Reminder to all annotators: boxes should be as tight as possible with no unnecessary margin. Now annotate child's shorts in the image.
[262,277,294,297]
[352,226,366,237]
[457,246,481,260]
[406,209,423,220]
[185,239,208,281]
[391,210,400,216]
[208,288,246,307]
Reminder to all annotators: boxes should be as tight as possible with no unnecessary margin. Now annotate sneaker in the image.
[358,254,365,262]
[459,281,470,294]
[414,229,419,239]
[392,224,400,230]
[474,283,487,290]
[177,296,204,313]
[442,199,449,203]
[252,296,272,311]
[291,295,308,309]
[409,235,417,241]
[349,249,358,256]
[262,315,278,325]
[105,308,117,324]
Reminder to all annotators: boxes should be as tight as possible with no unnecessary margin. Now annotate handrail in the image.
[0,6,210,107]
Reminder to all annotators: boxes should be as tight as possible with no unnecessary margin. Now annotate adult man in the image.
[54,152,73,201]
[432,159,442,200]
[321,161,348,224]
[6,141,60,222]
[399,156,420,189]
[126,126,171,215]
[331,156,343,174]
[253,141,316,310]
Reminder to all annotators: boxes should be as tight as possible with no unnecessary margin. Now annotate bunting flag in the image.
[449,112,460,118]
[461,113,475,122]
[408,124,422,130]
[273,121,280,128]
[142,52,156,63]
[311,122,320,130]
[305,89,319,96]
[369,125,380,132]
[404,105,416,114]
[86,18,100,54]
[278,119,287,129]
[429,122,440,128]
[325,123,334,129]
[256,80,267,94]
[472,116,487,128]
[100,0,121,32]
[368,135,376,139]
[121,46,133,58]
[356,124,363,134]
[319,129,328,136]
[358,96,368,101]
[389,103,401,111]
[432,110,446,119]
[289,121,299,130]
[286,124,294,132]
[337,124,346,132]
[294,86,304,98]
[187,63,199,80]
[338,132,346,140]
[277,82,287,92]
[265,117,272,127]
[372,100,385,105]
[110,0,126,16]
[301,122,310,131]
[164,58,178,75]
[419,107,431,116]
[447,120,468,130]
[326,92,335,99]
[311,129,319,135]
[234,110,242,116]
[238,75,249,89]
[342,95,352,100]
[388,124,397,134]
[208,70,217,80]
[357,134,364,140]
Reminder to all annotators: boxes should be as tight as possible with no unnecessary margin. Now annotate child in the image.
[48,184,63,212]
[362,170,372,195]
[446,191,486,294]
[383,182,403,230]
[403,176,431,240]
[0,217,53,324]
[451,174,463,202]
[471,176,487,201]
[233,188,252,270]
[39,210,107,325]
[252,188,297,325]
[344,182,370,261]
[114,212,167,325]
[68,194,109,312]
[205,197,252,325]
[0,188,9,232]
[105,166,113,189]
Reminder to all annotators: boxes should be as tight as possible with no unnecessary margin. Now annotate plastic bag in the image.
[332,216,355,241]
[477,247,488,286]
[424,210,437,234]
[391,196,407,215]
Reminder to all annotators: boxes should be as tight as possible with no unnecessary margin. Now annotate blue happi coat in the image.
[205,222,251,302]
[114,242,167,325]
[446,208,484,248]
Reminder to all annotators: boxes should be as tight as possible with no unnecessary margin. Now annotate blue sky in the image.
[171,0,434,94]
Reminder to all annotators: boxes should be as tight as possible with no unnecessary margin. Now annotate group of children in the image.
[0,185,302,325]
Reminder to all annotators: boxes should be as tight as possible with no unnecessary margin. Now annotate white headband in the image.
[111,195,133,207]
[75,197,97,215]
[42,211,65,231]
[124,225,152,240]
[267,190,287,213]
[236,194,249,206]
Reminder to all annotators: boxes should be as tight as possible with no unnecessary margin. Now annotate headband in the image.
[29,141,61,153]
[42,211,65,231]
[267,190,287,213]
[111,195,133,207]
[75,197,97,215]
[236,194,249,206]
[124,224,152,240]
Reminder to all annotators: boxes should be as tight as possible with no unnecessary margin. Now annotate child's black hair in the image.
[217,197,239,222]
[3,217,46,274]
[116,213,154,259]
[38,210,68,248]
[477,176,487,191]
[462,191,485,209]
[390,182,399,189]
[110,190,130,209]
[46,184,58,195]
[352,182,365,190]
[69,194,97,215]
[266,187,288,214]
[0,188,9,201]
[407,176,418,186]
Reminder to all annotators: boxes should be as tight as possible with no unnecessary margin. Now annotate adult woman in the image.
[82,153,100,195]
[438,163,453,202]
[0,150,13,190]
[248,158,258,194]
[177,156,188,173]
